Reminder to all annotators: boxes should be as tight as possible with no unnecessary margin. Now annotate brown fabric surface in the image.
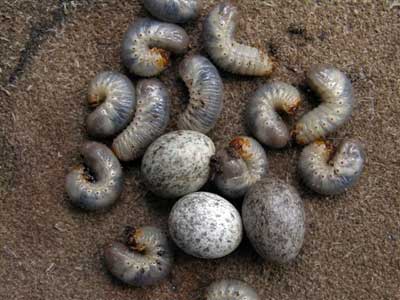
[1,1,399,299]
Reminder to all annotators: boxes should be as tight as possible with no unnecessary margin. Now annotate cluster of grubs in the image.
[65,0,365,298]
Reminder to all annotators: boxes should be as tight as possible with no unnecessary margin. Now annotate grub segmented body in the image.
[247,82,301,148]
[203,2,274,76]
[86,72,136,138]
[65,142,123,211]
[294,65,354,144]
[298,139,365,195]
[178,55,224,133]
[143,0,201,23]
[104,226,173,286]
[121,18,189,77]
[112,79,170,161]
[211,136,268,199]
[206,279,260,300]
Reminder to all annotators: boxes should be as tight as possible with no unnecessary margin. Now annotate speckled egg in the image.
[141,130,215,198]
[242,178,305,264]
[169,192,243,259]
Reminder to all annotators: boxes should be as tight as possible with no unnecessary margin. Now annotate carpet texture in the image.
[0,1,399,299]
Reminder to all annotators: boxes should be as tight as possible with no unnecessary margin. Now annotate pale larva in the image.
[104,226,173,286]
[143,0,201,23]
[294,65,354,145]
[211,136,268,199]
[298,139,365,195]
[121,18,189,77]
[206,279,260,300]
[112,79,170,161]
[86,71,136,138]
[178,55,224,133]
[246,82,301,148]
[203,2,274,76]
[65,141,123,211]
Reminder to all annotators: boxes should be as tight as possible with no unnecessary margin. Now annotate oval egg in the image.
[242,178,305,264]
[169,192,243,259]
[141,130,215,198]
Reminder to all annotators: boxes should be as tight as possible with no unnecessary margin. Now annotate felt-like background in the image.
[1,1,399,299]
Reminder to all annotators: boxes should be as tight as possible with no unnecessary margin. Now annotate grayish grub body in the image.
[206,279,260,300]
[112,79,170,161]
[122,18,189,77]
[294,65,354,144]
[298,139,365,195]
[203,2,274,76]
[104,226,173,286]
[143,0,201,23]
[141,130,215,198]
[87,72,136,138]
[178,55,224,133]
[212,136,268,199]
[242,178,305,264]
[169,192,243,259]
[65,142,123,211]
[247,82,301,148]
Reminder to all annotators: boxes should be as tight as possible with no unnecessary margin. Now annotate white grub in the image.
[203,2,274,76]
[86,71,136,138]
[121,18,189,77]
[247,81,301,148]
[112,78,170,161]
[178,55,224,133]
[142,0,201,23]
[206,279,259,300]
[65,142,123,211]
[294,65,354,145]
[298,139,365,195]
[211,136,268,199]
[104,226,173,286]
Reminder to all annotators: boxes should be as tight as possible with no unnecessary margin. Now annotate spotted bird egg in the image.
[141,130,215,198]
[242,178,305,264]
[169,192,243,259]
